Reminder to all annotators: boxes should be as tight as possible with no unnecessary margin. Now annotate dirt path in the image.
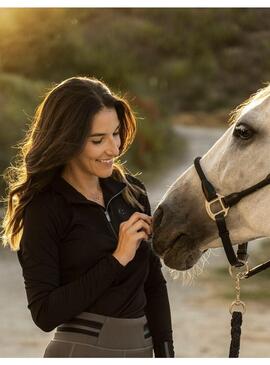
[1,124,270,357]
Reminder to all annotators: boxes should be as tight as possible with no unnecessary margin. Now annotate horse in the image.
[152,84,270,272]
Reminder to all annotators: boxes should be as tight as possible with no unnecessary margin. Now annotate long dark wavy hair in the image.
[1,76,146,251]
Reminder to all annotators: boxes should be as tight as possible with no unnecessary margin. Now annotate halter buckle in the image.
[205,193,229,221]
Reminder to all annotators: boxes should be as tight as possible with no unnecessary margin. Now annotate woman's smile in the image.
[96,158,114,167]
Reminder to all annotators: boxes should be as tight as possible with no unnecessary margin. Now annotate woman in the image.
[1,76,174,357]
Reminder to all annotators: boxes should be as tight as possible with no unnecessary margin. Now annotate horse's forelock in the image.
[228,82,270,126]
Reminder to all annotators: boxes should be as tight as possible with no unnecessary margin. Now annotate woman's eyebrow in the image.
[89,124,120,137]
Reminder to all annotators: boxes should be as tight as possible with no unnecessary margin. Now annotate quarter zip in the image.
[103,187,126,240]
[104,209,117,239]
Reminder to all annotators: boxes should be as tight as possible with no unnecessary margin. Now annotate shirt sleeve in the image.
[135,178,175,358]
[144,249,175,357]
[17,192,125,332]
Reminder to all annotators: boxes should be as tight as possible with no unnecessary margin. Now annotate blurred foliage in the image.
[0,74,47,193]
[1,8,270,197]
[1,8,270,111]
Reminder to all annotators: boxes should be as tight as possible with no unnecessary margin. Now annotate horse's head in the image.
[152,86,270,270]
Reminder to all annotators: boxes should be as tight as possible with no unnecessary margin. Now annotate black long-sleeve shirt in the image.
[17,172,174,357]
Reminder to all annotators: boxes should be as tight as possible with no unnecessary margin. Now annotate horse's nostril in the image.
[153,206,164,229]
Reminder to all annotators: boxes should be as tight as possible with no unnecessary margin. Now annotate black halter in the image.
[194,156,270,278]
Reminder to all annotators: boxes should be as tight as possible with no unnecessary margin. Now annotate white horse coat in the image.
[152,85,270,270]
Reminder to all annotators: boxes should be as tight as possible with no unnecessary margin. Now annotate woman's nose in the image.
[107,137,120,156]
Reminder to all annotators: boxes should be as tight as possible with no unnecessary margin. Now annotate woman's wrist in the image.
[112,251,129,266]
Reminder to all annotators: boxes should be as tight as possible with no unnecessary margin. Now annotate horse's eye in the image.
[233,123,254,140]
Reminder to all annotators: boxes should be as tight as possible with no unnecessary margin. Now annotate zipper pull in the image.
[105,210,111,222]
[104,209,118,239]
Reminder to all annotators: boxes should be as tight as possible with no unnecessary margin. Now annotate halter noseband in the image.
[194,156,270,277]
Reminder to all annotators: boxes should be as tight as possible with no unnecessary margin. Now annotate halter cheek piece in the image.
[194,156,270,278]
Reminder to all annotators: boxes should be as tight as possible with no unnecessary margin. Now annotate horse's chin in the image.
[157,235,203,271]
[163,248,202,270]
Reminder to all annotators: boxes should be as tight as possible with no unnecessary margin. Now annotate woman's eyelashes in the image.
[91,131,120,144]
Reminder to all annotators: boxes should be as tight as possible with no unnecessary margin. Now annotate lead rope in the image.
[228,262,249,357]
[229,311,242,357]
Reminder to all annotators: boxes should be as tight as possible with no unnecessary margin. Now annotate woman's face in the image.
[70,107,121,178]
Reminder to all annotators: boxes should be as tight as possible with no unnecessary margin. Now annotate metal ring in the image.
[229,261,249,279]
[229,300,246,314]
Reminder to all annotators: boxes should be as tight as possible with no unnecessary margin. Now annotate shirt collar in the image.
[50,171,127,207]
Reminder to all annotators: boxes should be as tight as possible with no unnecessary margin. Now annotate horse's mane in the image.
[228,82,270,126]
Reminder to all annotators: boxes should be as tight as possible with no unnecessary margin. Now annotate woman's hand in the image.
[112,212,152,266]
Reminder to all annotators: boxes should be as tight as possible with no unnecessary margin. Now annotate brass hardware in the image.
[205,194,229,221]
[229,263,248,315]
[230,300,246,314]
[229,261,249,280]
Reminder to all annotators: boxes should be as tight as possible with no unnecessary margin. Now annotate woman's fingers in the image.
[128,212,152,226]
[128,219,152,235]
